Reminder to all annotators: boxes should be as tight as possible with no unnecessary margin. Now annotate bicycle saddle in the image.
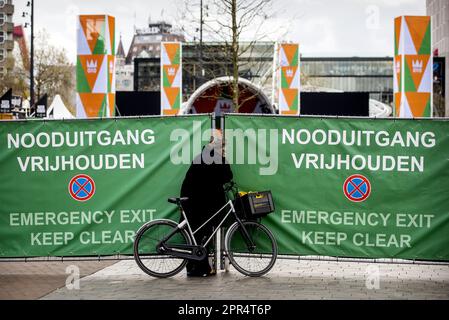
[168,197,189,204]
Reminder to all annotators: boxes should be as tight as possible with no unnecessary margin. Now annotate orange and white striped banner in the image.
[161,42,182,116]
[394,16,432,118]
[278,43,300,116]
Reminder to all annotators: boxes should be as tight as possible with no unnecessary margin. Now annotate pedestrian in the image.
[179,130,233,277]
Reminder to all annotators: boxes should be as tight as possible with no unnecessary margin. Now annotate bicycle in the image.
[133,182,278,278]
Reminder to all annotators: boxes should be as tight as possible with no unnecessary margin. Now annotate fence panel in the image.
[0,115,211,257]
[224,115,449,261]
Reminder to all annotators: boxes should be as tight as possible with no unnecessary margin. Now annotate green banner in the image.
[224,115,449,261]
[0,115,211,257]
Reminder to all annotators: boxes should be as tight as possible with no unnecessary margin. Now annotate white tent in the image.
[46,95,75,119]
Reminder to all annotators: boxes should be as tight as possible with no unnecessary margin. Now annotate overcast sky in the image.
[13,0,426,63]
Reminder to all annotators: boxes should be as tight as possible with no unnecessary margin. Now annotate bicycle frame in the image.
[134,181,278,277]
[180,199,235,247]
[159,199,256,260]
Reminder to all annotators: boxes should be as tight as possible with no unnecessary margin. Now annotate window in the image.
[0,13,4,26]
[0,31,4,44]
[0,1,5,8]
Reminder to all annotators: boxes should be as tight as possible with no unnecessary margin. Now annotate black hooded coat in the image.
[180,147,233,274]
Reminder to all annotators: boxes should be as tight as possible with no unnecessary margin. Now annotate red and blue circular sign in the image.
[343,174,371,202]
[69,174,95,202]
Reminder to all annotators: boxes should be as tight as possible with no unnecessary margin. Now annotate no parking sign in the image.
[343,174,371,202]
[69,174,95,202]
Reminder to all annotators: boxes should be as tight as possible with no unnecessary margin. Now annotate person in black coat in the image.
[180,131,233,277]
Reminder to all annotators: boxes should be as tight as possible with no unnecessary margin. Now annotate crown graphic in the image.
[219,102,232,110]
[87,60,98,74]
[412,60,423,73]
[286,68,294,78]
[168,67,176,76]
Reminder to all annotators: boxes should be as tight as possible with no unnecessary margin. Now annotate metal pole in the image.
[30,0,34,106]
[220,114,226,271]
[199,0,203,84]
[200,0,203,55]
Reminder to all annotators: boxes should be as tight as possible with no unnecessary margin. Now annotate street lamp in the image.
[29,0,34,107]
[198,0,208,86]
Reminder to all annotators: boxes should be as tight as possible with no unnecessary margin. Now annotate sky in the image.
[12,0,426,64]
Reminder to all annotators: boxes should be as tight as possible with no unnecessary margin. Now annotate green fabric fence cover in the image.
[0,115,211,257]
[224,115,449,261]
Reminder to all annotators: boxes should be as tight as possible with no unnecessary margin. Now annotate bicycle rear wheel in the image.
[225,221,278,277]
[133,219,191,278]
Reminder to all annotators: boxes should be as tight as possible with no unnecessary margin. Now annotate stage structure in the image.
[277,43,300,116]
[394,16,432,118]
[76,15,116,118]
[161,42,182,116]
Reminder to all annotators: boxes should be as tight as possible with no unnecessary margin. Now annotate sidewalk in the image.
[40,259,449,300]
[0,261,115,300]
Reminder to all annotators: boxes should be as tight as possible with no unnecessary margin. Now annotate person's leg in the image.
[187,227,212,276]
[181,201,201,276]
[184,201,221,277]
[183,201,209,277]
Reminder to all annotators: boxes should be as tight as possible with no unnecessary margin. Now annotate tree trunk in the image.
[231,0,239,111]
[36,83,40,103]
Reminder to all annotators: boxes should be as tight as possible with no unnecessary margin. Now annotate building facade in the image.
[115,20,185,92]
[427,0,449,116]
[0,0,14,77]
[302,57,394,104]
[135,53,395,105]
[126,20,185,64]
[134,41,275,100]
[116,37,134,91]
[120,19,438,108]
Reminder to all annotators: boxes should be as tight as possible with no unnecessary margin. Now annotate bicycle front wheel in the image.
[133,219,191,278]
[225,221,278,277]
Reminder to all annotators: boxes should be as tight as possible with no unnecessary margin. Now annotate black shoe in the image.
[187,271,208,277]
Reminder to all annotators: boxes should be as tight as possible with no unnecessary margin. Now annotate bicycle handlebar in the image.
[224,181,237,192]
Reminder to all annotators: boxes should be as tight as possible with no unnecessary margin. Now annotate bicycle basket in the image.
[234,191,275,220]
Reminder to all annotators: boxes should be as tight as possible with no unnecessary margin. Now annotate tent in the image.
[46,95,75,119]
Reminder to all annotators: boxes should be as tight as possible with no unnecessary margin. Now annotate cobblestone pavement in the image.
[41,259,449,300]
[0,261,116,300]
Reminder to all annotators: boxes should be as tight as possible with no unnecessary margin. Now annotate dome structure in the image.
[181,77,276,115]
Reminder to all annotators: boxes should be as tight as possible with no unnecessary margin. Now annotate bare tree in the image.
[33,30,75,112]
[0,55,28,97]
[0,30,75,114]
[177,0,292,111]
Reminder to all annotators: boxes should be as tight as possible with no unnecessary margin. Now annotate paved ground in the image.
[40,259,449,300]
[0,261,115,300]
